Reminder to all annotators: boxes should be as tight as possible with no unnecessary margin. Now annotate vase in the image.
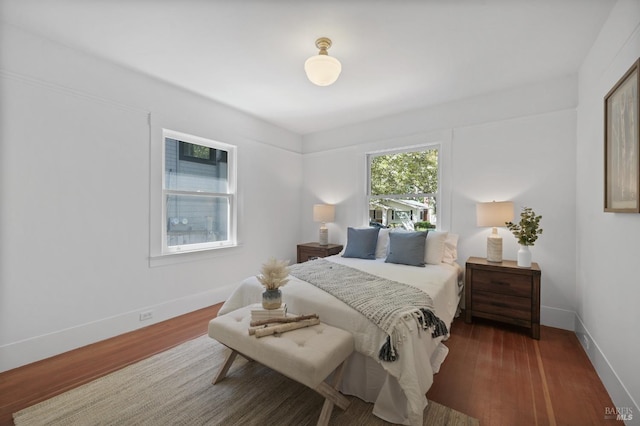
[262,288,282,309]
[517,245,532,268]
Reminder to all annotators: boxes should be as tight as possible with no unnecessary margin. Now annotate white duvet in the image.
[218,255,461,426]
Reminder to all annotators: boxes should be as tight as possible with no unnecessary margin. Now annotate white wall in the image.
[0,25,303,372]
[302,76,578,330]
[576,0,640,415]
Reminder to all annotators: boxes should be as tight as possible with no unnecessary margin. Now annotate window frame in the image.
[366,144,441,229]
[162,129,237,254]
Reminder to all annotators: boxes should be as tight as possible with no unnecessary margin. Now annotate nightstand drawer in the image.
[296,243,343,263]
[473,269,532,297]
[301,247,325,257]
[472,291,532,321]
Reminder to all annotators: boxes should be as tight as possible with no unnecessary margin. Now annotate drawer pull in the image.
[491,281,509,286]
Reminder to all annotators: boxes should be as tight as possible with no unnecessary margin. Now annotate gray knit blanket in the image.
[289,259,448,362]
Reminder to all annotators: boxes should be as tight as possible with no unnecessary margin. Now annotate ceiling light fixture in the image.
[304,37,342,86]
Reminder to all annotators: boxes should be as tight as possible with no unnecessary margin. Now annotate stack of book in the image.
[249,303,287,322]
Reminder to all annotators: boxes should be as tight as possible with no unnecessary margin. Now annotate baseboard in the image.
[540,305,575,331]
[0,284,235,373]
[575,315,639,422]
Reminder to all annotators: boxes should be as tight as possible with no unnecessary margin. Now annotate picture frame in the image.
[604,58,640,213]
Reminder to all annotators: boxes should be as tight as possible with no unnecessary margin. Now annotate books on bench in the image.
[249,303,287,321]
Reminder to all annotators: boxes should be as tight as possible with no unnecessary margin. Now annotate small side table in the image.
[465,256,541,339]
[297,243,343,263]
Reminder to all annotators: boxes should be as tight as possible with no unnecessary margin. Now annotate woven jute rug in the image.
[14,335,479,425]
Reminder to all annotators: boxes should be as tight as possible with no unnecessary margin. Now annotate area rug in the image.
[14,335,479,425]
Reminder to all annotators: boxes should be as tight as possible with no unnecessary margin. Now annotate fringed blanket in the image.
[289,259,448,362]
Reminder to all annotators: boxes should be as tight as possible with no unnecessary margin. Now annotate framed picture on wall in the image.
[604,58,640,213]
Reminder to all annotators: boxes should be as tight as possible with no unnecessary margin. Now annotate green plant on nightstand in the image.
[505,207,543,245]
[505,207,542,267]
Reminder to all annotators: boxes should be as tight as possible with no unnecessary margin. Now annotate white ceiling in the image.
[1,0,616,135]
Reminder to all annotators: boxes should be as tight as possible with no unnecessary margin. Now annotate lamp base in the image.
[319,226,328,246]
[486,234,503,263]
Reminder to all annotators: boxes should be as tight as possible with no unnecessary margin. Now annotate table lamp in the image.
[476,201,514,262]
[313,204,335,246]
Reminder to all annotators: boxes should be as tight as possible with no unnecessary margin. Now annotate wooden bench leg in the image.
[316,361,350,426]
[212,349,238,384]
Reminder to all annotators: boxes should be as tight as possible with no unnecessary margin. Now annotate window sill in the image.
[149,243,242,268]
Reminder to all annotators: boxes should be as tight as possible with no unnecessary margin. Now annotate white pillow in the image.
[424,231,448,265]
[376,228,391,258]
[442,233,459,265]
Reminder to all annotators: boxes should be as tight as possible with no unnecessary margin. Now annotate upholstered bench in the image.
[208,306,354,426]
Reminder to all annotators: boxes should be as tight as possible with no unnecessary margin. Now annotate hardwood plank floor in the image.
[0,306,620,425]
[0,304,221,426]
[427,317,623,426]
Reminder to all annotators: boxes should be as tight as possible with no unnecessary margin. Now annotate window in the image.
[179,141,227,165]
[163,129,237,253]
[367,146,439,230]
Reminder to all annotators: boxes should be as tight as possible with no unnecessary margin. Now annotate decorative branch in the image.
[252,318,321,338]
[250,314,319,327]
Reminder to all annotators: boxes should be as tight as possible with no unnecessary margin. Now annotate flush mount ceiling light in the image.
[304,37,342,86]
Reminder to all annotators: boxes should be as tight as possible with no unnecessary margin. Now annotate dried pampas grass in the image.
[256,258,290,290]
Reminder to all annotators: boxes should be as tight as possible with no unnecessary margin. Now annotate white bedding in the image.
[218,255,461,426]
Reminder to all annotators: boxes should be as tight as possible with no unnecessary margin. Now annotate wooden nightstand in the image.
[464,256,541,339]
[296,242,343,263]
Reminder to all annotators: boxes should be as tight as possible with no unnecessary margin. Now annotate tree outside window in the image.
[368,148,438,229]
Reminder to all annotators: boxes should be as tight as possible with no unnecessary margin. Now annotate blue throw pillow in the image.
[385,231,427,267]
[342,227,379,260]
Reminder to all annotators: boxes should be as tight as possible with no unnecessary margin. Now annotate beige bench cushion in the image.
[208,306,354,389]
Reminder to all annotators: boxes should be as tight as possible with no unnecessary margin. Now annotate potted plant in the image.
[505,207,543,267]
[256,258,290,309]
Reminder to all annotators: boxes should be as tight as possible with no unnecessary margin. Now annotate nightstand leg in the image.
[532,324,540,339]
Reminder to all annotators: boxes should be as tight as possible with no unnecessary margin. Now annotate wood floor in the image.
[0,304,222,426]
[427,317,622,425]
[0,305,620,426]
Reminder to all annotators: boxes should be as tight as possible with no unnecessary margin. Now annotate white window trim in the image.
[161,128,238,255]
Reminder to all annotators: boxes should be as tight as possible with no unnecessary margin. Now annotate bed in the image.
[218,229,461,426]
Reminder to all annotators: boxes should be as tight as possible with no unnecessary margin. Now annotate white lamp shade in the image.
[476,201,514,227]
[304,55,342,86]
[313,204,335,223]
